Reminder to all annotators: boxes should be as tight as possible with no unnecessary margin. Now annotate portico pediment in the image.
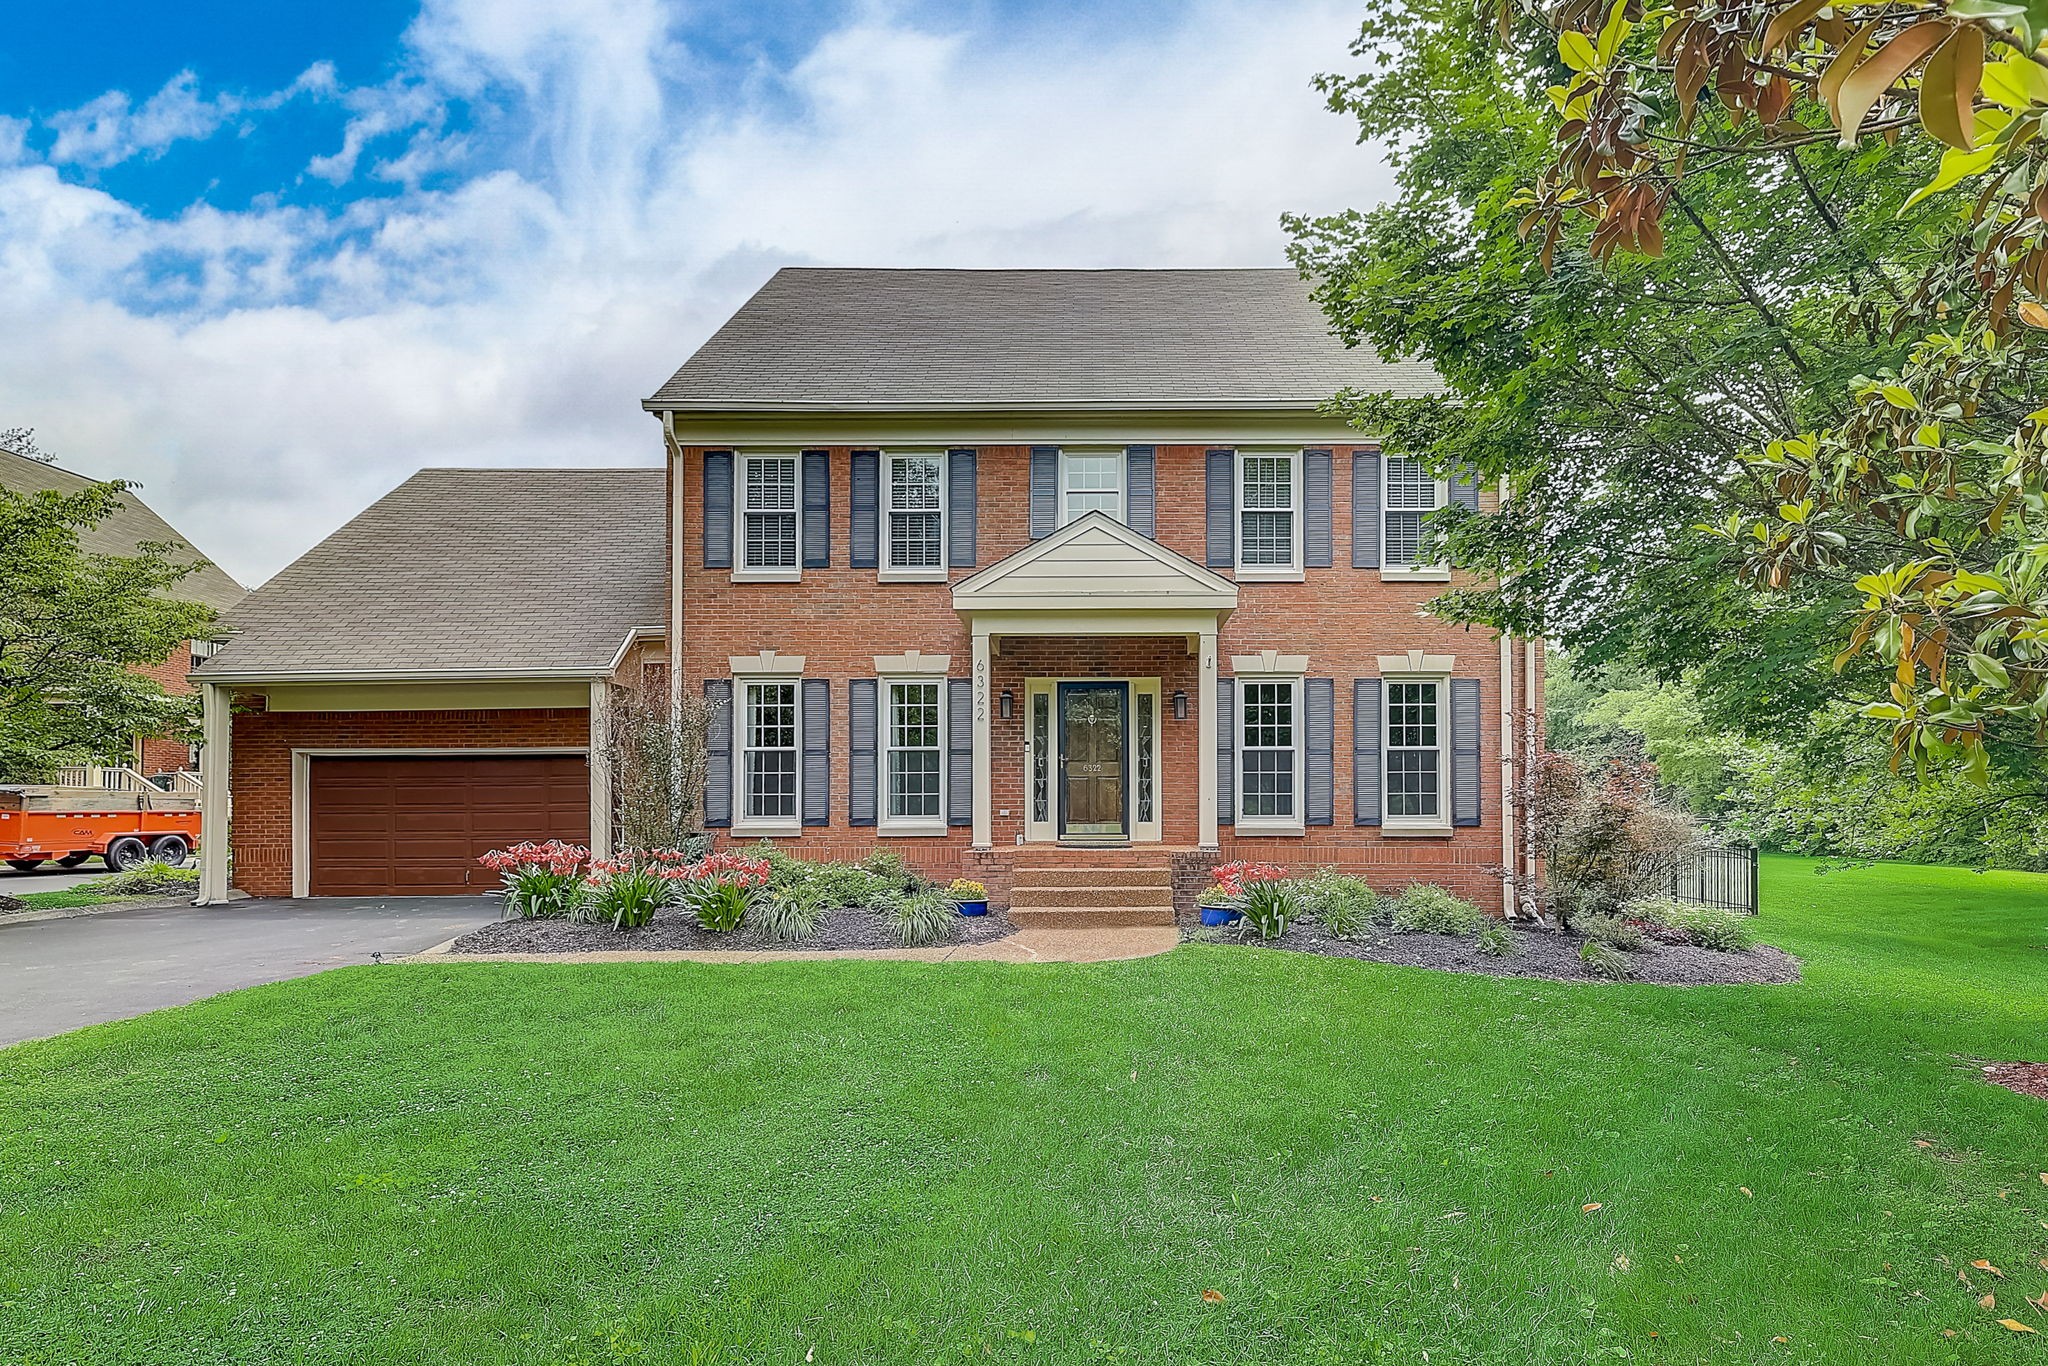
[951,511,1238,616]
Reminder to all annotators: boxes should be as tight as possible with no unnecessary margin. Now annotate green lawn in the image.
[2,857,2045,1364]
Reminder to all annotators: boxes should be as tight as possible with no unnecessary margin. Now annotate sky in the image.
[0,0,1395,586]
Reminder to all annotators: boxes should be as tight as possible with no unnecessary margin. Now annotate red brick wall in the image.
[133,643,200,776]
[226,700,590,897]
[680,445,1527,909]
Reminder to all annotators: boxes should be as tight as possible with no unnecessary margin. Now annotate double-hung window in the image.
[1237,676,1303,831]
[881,679,945,831]
[885,453,946,577]
[1060,451,1123,525]
[739,454,799,577]
[1382,457,1447,571]
[1384,678,1446,824]
[1237,451,1300,577]
[739,679,800,826]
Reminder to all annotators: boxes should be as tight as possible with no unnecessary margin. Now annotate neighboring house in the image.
[194,268,1543,909]
[1,446,245,780]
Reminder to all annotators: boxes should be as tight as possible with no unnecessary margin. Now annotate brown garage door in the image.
[307,753,590,896]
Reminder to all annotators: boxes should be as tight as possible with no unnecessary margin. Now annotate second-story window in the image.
[1383,457,1446,569]
[1237,451,1299,573]
[1060,452,1123,525]
[887,453,945,573]
[741,455,799,573]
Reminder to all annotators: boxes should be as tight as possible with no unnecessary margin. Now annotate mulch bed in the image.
[449,903,1018,955]
[1187,918,1803,986]
[1982,1061,2048,1100]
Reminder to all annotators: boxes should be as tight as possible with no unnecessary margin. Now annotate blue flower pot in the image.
[1200,907,1235,927]
[955,899,989,917]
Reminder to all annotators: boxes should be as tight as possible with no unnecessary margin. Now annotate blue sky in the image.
[0,0,1392,582]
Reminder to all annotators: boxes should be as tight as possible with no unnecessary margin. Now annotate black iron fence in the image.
[1664,841,1760,915]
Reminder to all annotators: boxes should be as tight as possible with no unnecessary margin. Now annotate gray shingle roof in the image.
[645,268,1441,411]
[195,468,666,679]
[0,448,246,613]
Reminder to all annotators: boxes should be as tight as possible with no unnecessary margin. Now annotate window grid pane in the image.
[1385,681,1441,819]
[1385,510,1423,566]
[743,457,798,569]
[1239,680,1296,819]
[1240,456,1294,566]
[744,682,798,818]
[1384,458,1439,568]
[886,456,944,569]
[1241,510,1294,567]
[885,682,942,819]
[1061,454,1121,525]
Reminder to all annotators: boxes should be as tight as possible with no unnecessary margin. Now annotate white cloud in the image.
[0,0,1394,584]
[44,65,336,170]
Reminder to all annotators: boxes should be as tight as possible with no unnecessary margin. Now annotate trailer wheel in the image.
[56,853,91,868]
[148,834,191,865]
[5,859,42,872]
[103,837,150,872]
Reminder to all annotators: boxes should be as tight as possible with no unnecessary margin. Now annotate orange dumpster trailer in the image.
[0,787,201,873]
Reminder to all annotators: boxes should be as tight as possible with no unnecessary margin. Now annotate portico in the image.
[951,512,1237,851]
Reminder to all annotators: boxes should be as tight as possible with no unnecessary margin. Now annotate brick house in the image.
[195,268,1542,912]
[1,445,245,781]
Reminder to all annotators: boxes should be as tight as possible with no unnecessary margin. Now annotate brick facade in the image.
[681,444,1534,912]
[133,644,200,778]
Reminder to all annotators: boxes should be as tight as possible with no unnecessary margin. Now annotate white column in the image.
[971,628,993,849]
[1197,628,1219,849]
[588,679,613,860]
[197,682,231,904]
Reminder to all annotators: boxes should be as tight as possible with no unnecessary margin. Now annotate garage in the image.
[305,753,591,896]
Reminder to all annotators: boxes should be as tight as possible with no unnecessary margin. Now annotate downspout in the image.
[662,410,685,714]
[1500,632,1516,919]
[1525,635,1540,915]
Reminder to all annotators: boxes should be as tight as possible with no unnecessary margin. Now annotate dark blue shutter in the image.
[702,451,733,570]
[1204,449,1235,568]
[801,450,830,569]
[947,678,973,826]
[848,679,878,826]
[850,450,879,569]
[1304,449,1334,569]
[1450,465,1481,510]
[802,679,829,826]
[948,448,977,568]
[704,679,733,827]
[1029,447,1059,538]
[1125,446,1156,538]
[1451,677,1482,827]
[1354,678,1382,826]
[1351,448,1381,569]
[1305,677,1334,826]
[1217,677,1235,825]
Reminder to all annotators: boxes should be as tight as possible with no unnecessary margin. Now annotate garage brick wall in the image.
[227,700,589,897]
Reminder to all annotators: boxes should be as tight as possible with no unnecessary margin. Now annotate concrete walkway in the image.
[410,925,1180,966]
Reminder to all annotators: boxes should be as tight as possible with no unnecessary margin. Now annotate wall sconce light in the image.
[999,690,1014,720]
[1172,690,1189,721]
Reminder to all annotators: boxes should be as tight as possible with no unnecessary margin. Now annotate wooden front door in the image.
[1058,682,1128,838]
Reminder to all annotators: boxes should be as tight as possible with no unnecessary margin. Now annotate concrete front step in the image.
[1010,884,1175,909]
[1010,865,1173,888]
[1006,905,1177,929]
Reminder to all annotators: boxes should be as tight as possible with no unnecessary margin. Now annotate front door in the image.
[1058,682,1128,838]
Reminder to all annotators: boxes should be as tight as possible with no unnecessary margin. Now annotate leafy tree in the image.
[0,433,217,780]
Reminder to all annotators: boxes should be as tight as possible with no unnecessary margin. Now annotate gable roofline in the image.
[952,509,1239,614]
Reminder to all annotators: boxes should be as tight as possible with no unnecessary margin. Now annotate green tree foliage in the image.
[0,445,217,780]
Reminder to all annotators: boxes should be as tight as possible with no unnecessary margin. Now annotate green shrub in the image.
[575,862,664,930]
[753,885,828,943]
[887,887,957,948]
[1626,895,1754,951]
[1579,940,1637,980]
[1576,912,1648,952]
[1240,880,1301,940]
[687,878,759,933]
[84,861,199,898]
[1474,922,1517,957]
[1294,868,1379,938]
[1389,884,1486,936]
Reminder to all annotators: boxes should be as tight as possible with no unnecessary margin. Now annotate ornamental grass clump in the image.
[1389,884,1486,936]
[754,884,828,944]
[1579,940,1637,981]
[887,886,958,948]
[1475,922,1517,958]
[1294,868,1379,938]
[1239,879,1302,940]
[1575,911,1648,953]
[479,840,588,919]
[1626,895,1754,952]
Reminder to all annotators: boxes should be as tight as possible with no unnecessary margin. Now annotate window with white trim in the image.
[1383,457,1446,568]
[740,679,800,823]
[1237,451,1299,572]
[1060,451,1123,525]
[881,679,944,828]
[1237,677,1302,828]
[740,455,799,573]
[1384,678,1446,822]
[886,453,945,573]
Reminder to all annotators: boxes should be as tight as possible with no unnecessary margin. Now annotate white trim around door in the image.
[1021,677,1162,845]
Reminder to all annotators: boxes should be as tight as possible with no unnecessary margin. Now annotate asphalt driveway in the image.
[0,898,502,1048]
